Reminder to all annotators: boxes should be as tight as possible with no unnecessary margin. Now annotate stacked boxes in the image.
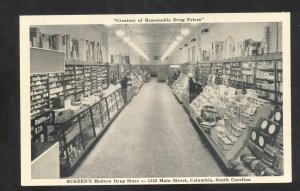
[263,22,282,54]
[248,41,261,56]
[40,34,50,49]
[268,23,278,53]
[63,35,72,60]
[91,41,96,62]
[50,34,66,52]
[30,27,105,63]
[235,42,244,57]
[277,23,282,53]
[78,38,87,61]
[211,41,224,60]
[96,42,102,62]
[85,40,90,61]
[30,27,42,48]
[71,39,79,60]
[224,36,235,59]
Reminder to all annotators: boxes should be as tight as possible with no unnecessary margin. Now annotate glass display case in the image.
[31,112,53,142]
[42,88,124,176]
[79,109,96,147]
[100,99,109,127]
[115,89,124,108]
[47,115,85,173]
[107,93,118,119]
[91,102,104,135]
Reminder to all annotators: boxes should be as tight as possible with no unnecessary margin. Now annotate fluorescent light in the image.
[161,40,180,60]
[115,30,125,37]
[127,41,149,61]
[123,36,130,42]
[181,28,190,36]
[176,35,183,42]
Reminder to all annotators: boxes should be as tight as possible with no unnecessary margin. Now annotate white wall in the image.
[169,22,268,64]
[199,23,266,51]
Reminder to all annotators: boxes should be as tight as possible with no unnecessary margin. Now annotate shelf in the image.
[256,87,276,92]
[189,112,249,169]
[31,92,48,97]
[198,53,282,64]
[31,83,48,86]
[256,68,275,71]
[257,96,276,103]
[31,104,48,111]
[255,78,275,82]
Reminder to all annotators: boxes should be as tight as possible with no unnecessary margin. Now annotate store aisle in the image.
[72,78,225,178]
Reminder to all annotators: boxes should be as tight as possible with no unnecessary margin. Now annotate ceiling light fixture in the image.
[176,35,183,42]
[161,32,182,60]
[115,30,125,37]
[161,41,180,60]
[123,25,130,42]
[181,28,190,36]
[117,27,149,61]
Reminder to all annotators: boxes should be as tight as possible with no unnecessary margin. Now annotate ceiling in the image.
[99,24,205,59]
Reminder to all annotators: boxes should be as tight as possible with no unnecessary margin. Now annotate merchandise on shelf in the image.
[30,27,105,63]
[171,74,189,102]
[166,65,181,87]
[30,74,50,116]
[229,108,283,176]
[189,81,272,168]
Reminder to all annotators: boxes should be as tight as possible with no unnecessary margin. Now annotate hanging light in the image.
[181,28,190,36]
[115,24,125,37]
[123,25,130,42]
[115,30,124,37]
[161,34,180,60]
[176,35,183,42]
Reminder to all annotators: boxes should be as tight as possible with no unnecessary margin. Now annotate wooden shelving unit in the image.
[31,62,110,142]
[196,52,282,108]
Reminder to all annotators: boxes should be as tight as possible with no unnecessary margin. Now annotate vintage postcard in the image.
[20,13,291,185]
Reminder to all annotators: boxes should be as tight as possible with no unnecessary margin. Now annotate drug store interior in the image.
[29,22,284,179]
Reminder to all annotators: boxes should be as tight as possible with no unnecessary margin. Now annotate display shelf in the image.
[82,65,91,97]
[31,111,53,142]
[63,65,76,100]
[90,65,99,94]
[188,84,273,169]
[194,53,282,107]
[166,65,181,87]
[44,88,124,176]
[191,112,250,168]
[74,65,84,100]
[48,73,64,108]
[101,64,109,89]
[214,63,224,85]
[30,74,50,116]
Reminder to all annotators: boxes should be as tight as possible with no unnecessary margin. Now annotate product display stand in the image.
[189,83,272,169]
[45,87,125,176]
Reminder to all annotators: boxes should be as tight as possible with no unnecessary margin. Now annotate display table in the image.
[189,84,272,169]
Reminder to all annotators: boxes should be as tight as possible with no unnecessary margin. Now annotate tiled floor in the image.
[71,78,225,178]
